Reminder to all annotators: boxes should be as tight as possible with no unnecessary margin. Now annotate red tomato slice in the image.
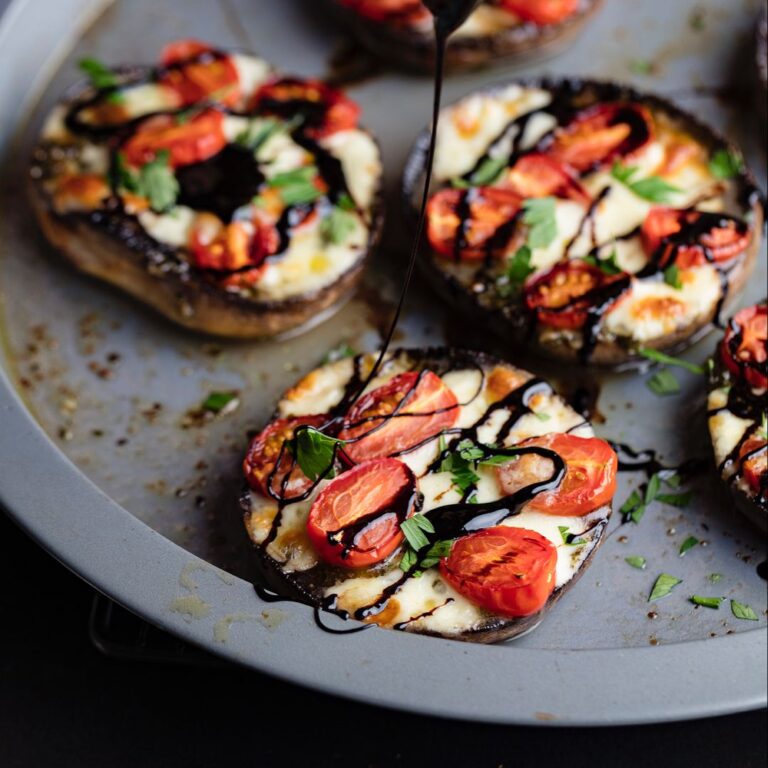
[338,371,459,461]
[503,153,590,204]
[495,433,618,516]
[545,102,654,172]
[426,187,523,261]
[440,526,557,617]
[500,0,578,25]
[306,458,416,568]
[251,77,361,138]
[720,305,768,390]
[738,436,767,495]
[159,39,240,107]
[244,414,328,499]
[641,207,750,269]
[338,0,428,24]
[524,260,628,330]
[123,108,226,168]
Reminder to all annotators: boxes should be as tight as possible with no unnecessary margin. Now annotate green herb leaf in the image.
[679,536,699,556]
[629,59,654,75]
[611,162,680,203]
[638,347,705,374]
[321,343,357,364]
[584,250,622,276]
[419,539,453,569]
[621,489,646,523]
[708,149,744,180]
[691,595,723,609]
[647,369,681,396]
[657,491,693,508]
[730,599,758,621]
[522,197,558,248]
[759,411,768,439]
[201,391,239,413]
[558,526,586,546]
[451,178,470,189]
[79,57,124,104]
[320,204,358,245]
[292,427,343,482]
[399,547,418,573]
[497,245,534,297]
[337,193,356,211]
[708,573,723,584]
[114,152,139,194]
[534,412,551,422]
[469,156,508,186]
[625,555,647,570]
[649,573,682,602]
[139,150,179,212]
[400,514,434,551]
[645,474,661,505]
[266,166,324,206]
[664,264,682,290]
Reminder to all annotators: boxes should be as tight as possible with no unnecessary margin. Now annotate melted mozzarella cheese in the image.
[138,206,197,247]
[320,129,381,210]
[231,54,272,99]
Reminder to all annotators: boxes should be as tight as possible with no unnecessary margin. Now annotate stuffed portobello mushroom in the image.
[331,0,603,73]
[403,79,765,367]
[708,301,767,531]
[29,40,383,338]
[241,347,617,642]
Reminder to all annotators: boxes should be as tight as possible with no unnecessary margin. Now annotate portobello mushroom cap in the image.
[402,78,765,369]
[241,346,614,643]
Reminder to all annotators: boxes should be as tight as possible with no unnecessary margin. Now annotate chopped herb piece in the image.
[497,245,534,297]
[292,427,343,482]
[730,600,758,621]
[679,536,699,556]
[336,193,356,211]
[399,547,418,573]
[647,369,681,396]
[320,204,358,245]
[664,264,682,290]
[689,8,706,30]
[657,491,693,508]
[114,152,139,194]
[138,150,179,212]
[691,595,723,609]
[457,440,485,461]
[235,115,303,153]
[649,573,682,602]
[611,162,680,203]
[534,412,551,422]
[708,149,744,180]
[419,539,453,569]
[621,488,646,524]
[321,343,356,364]
[629,59,654,75]
[266,166,323,206]
[625,556,647,570]
[469,156,508,186]
[644,474,661,505]
[451,177,470,189]
[478,454,515,467]
[201,391,239,413]
[400,513,435,551]
[638,348,705,374]
[558,526,586,546]
[584,250,622,276]
[759,411,768,439]
[708,573,723,584]
[79,57,124,103]
[522,197,558,248]
[663,472,682,488]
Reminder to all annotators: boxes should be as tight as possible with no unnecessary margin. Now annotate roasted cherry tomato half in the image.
[306,458,416,569]
[440,526,557,617]
[524,260,628,330]
[251,77,360,138]
[338,371,459,462]
[426,187,522,261]
[495,433,618,516]
[338,0,428,24]
[545,102,653,172]
[244,414,329,499]
[720,305,768,390]
[159,39,240,107]
[641,207,750,269]
[122,108,226,168]
[503,153,590,205]
[499,0,578,25]
[738,436,767,496]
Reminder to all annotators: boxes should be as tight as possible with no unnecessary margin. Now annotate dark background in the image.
[1,511,765,768]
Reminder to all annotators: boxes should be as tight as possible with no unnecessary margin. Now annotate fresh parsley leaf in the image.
[201,391,239,413]
[292,427,342,482]
[649,573,682,602]
[730,599,759,621]
[468,156,508,186]
[320,204,358,245]
[691,595,723,609]
[522,197,558,248]
[611,162,680,203]
[625,555,647,569]
[400,514,435,551]
[708,149,744,180]
[321,343,356,364]
[708,573,723,583]
[584,250,622,276]
[679,536,699,556]
[496,245,534,297]
[638,348,705,374]
[647,369,681,396]
[558,526,585,546]
[139,150,179,212]
[664,264,682,290]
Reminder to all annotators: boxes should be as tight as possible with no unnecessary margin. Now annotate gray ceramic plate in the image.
[0,0,766,726]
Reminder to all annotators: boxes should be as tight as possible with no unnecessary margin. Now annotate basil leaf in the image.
[649,573,682,602]
[401,514,433,551]
[201,391,239,413]
[469,156,508,186]
[644,473,661,505]
[708,149,744,180]
[658,491,693,508]
[79,57,124,103]
[558,526,585,546]
[621,489,645,523]
[321,343,356,364]
[534,412,551,422]
[337,193,356,211]
[638,348,705,374]
[730,600,758,621]
[611,162,680,202]
[664,264,682,290]
[293,427,342,481]
[584,250,622,276]
[399,547,418,573]
[647,369,681,396]
[267,166,324,206]
[691,595,723,609]
[679,536,699,556]
[708,573,723,583]
[522,197,558,248]
[497,245,534,297]
[139,150,179,213]
[625,555,647,569]
[114,152,139,193]
[320,205,358,245]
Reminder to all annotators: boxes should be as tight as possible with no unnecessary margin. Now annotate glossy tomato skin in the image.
[122,108,226,168]
[159,39,240,107]
[524,260,628,330]
[545,102,653,173]
[496,433,617,516]
[504,153,590,205]
[426,187,522,261]
[440,526,557,617]
[250,77,360,138]
[307,458,416,569]
[720,305,768,390]
[338,371,459,461]
[641,207,750,269]
[499,0,578,25]
[338,0,428,24]
[244,414,328,499]
[738,436,767,495]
